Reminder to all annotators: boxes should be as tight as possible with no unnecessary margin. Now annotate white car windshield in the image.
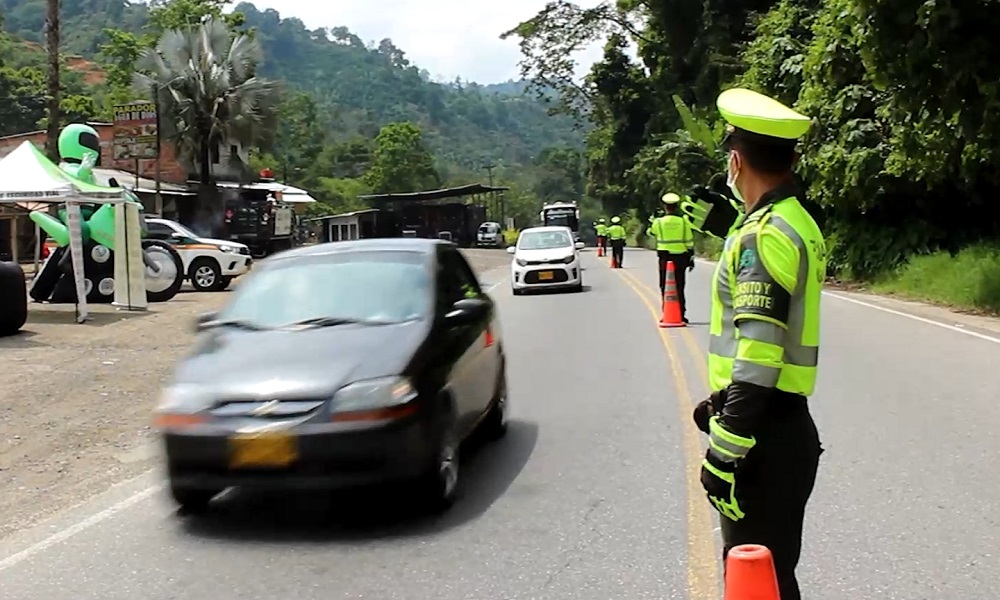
[518,230,572,251]
[216,251,431,328]
[170,222,201,239]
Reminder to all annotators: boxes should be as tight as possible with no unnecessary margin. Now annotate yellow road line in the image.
[614,269,721,600]
[618,269,710,396]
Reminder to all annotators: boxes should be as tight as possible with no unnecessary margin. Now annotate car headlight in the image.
[218,245,237,253]
[155,384,209,413]
[331,376,417,413]
[561,255,575,264]
[516,258,528,267]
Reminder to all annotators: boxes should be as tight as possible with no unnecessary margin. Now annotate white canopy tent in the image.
[0,141,147,323]
[216,180,317,203]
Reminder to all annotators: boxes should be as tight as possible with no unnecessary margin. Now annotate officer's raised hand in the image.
[681,185,742,239]
[700,415,755,522]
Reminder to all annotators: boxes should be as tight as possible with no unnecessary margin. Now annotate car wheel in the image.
[143,240,185,302]
[415,428,460,513]
[169,484,220,515]
[482,362,509,440]
[219,276,233,291]
[189,258,223,292]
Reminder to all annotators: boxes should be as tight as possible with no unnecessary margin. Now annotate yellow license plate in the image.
[228,432,298,468]
[537,271,554,281]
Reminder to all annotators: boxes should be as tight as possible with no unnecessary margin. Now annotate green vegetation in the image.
[0,0,589,229]
[504,0,1000,313]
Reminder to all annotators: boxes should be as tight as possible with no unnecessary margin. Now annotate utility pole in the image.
[483,164,501,224]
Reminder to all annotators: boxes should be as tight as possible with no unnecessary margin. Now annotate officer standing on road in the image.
[692,87,826,600]
[606,216,627,268]
[595,218,608,254]
[647,193,694,323]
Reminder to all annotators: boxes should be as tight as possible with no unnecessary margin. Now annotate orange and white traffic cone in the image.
[658,261,685,328]
[609,252,618,268]
[597,245,604,257]
[724,544,781,600]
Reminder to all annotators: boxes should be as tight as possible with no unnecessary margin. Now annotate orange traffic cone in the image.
[724,544,781,600]
[610,253,618,268]
[597,245,604,257]
[658,261,685,328]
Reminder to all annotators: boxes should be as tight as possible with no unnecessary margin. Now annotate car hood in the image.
[514,248,575,261]
[171,320,429,400]
[196,236,248,249]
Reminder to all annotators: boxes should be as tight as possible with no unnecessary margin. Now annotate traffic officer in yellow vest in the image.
[594,218,608,254]
[606,216,627,268]
[691,88,826,600]
[646,193,694,322]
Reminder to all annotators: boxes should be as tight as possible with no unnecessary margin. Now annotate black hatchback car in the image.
[153,239,508,513]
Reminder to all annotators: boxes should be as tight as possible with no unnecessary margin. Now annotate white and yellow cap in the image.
[717,88,811,143]
[661,192,681,204]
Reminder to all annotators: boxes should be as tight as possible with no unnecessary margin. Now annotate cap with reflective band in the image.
[662,192,681,204]
[611,216,621,224]
[716,88,811,141]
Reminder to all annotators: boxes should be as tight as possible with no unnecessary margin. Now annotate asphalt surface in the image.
[1,248,998,599]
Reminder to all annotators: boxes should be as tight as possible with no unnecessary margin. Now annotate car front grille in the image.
[525,258,571,266]
[524,269,569,285]
[209,399,325,419]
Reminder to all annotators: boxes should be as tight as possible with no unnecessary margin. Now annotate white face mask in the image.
[726,152,744,204]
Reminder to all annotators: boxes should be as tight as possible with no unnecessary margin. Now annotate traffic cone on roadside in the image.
[610,253,618,268]
[723,544,781,600]
[597,245,604,257]
[658,261,685,328]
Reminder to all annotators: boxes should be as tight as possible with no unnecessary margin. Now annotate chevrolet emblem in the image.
[250,399,281,417]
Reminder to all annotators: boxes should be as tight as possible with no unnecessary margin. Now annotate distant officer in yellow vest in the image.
[646,193,694,322]
[691,88,826,600]
[594,218,608,253]
[606,216,627,268]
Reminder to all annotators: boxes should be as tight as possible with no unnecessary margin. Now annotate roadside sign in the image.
[112,101,159,161]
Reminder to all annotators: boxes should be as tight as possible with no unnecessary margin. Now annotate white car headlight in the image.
[561,254,575,264]
[331,376,417,413]
[218,245,237,253]
[516,258,528,267]
[155,384,208,413]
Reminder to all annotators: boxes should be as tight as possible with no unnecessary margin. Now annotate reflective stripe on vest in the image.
[707,196,825,397]
[651,215,692,253]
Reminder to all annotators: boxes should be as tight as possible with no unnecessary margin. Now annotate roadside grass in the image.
[869,243,1000,315]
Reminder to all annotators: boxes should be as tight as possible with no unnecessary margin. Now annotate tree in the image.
[134,17,281,230]
[363,122,441,194]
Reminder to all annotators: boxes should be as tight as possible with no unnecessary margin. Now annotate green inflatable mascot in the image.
[28,123,185,304]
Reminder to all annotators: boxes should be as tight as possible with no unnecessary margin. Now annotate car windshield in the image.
[170,222,200,238]
[518,230,572,250]
[214,251,431,329]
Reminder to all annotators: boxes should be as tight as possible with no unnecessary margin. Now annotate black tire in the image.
[189,258,223,292]
[0,261,28,336]
[169,483,220,515]
[142,240,184,303]
[481,360,509,440]
[414,427,460,513]
[29,247,65,302]
[219,276,233,291]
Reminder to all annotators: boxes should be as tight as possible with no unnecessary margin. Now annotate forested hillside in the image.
[505,0,1000,311]
[0,0,588,227]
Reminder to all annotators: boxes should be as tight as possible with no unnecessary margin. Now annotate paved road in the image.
[1,248,998,599]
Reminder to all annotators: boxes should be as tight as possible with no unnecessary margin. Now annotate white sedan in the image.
[507,226,585,295]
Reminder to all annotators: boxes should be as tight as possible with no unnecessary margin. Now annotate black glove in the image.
[692,390,725,434]
[682,185,743,239]
[700,451,746,522]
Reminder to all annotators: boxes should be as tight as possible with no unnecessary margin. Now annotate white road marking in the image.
[823,291,1000,345]
[0,482,161,573]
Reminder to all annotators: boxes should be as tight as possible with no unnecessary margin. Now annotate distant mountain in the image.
[0,0,586,175]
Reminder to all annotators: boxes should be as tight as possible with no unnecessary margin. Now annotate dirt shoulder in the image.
[0,249,511,542]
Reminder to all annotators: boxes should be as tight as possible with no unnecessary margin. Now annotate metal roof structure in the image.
[359,183,509,203]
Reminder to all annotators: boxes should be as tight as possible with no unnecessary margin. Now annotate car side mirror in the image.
[575,241,585,250]
[444,298,488,326]
[506,246,515,254]
[194,311,218,332]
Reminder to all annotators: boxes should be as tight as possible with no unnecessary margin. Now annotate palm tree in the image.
[134,18,281,232]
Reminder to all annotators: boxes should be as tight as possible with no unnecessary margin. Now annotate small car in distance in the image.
[507,226,585,295]
[476,221,504,248]
[153,239,508,514]
[145,217,252,292]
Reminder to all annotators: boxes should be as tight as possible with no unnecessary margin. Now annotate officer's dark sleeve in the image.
[719,225,800,438]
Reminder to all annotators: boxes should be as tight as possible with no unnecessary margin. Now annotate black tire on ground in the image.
[219,276,233,291]
[169,483,220,515]
[142,240,184,303]
[29,247,66,302]
[189,257,223,292]
[0,261,28,336]
[413,426,460,513]
[481,360,509,441]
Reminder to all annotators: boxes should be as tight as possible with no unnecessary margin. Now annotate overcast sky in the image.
[245,0,607,84]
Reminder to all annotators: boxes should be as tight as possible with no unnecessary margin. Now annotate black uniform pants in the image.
[657,251,689,319]
[720,395,822,600]
[610,239,625,266]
